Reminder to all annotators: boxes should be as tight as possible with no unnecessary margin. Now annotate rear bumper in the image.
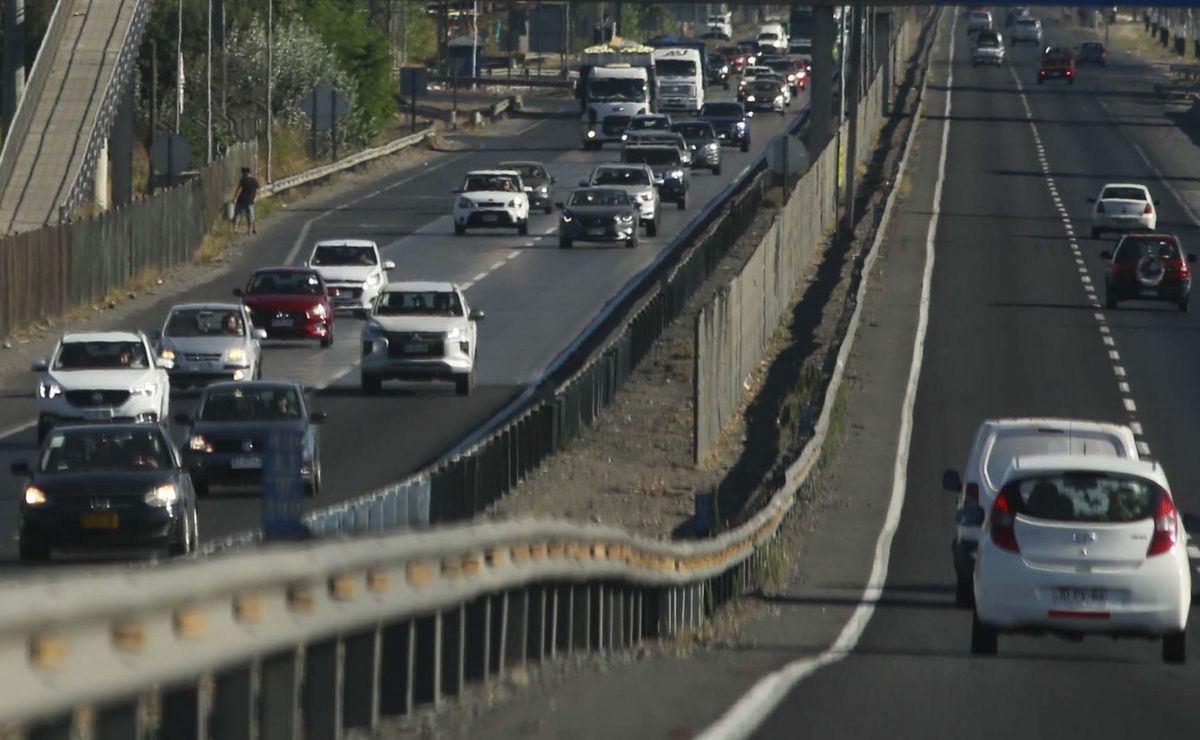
[1094,214,1155,232]
[1107,279,1190,303]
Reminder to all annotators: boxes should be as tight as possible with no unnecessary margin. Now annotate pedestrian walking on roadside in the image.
[232,166,261,235]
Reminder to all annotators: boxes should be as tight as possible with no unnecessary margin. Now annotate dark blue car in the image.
[699,101,751,152]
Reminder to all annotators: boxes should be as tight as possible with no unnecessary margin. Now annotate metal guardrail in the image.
[429,74,574,89]
[258,128,435,200]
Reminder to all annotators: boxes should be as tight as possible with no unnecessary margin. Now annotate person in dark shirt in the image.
[232,166,260,234]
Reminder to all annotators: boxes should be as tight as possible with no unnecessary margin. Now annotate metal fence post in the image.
[442,604,466,698]
[413,613,440,707]
[303,638,344,739]
[260,649,301,740]
[572,585,590,652]
[379,620,413,718]
[95,699,145,740]
[530,586,547,662]
[343,626,382,731]
[465,597,488,682]
[593,584,606,652]
[210,663,256,740]
[505,589,529,668]
[161,681,205,740]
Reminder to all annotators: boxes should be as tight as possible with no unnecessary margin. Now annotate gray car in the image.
[155,303,266,390]
[671,121,722,175]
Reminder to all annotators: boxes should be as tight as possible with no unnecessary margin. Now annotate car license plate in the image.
[404,342,430,354]
[482,213,499,223]
[82,408,114,420]
[231,455,263,470]
[1052,587,1107,608]
[80,513,119,529]
[271,318,294,328]
[1140,288,1158,297]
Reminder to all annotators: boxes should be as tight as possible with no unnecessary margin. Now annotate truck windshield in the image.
[656,60,697,76]
[588,78,645,102]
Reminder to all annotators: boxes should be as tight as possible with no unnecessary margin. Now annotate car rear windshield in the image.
[984,430,1122,490]
[1102,186,1147,201]
[41,427,172,472]
[568,189,631,207]
[166,308,245,338]
[1002,472,1163,523]
[375,290,463,317]
[200,385,302,421]
[593,168,650,186]
[622,149,680,166]
[311,245,377,266]
[1115,237,1180,262]
[248,272,322,296]
[702,103,743,116]
[55,341,148,370]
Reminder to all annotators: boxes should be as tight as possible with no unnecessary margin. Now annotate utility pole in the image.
[176,0,183,133]
[267,0,273,182]
[207,0,213,163]
[842,0,863,238]
[1,0,25,138]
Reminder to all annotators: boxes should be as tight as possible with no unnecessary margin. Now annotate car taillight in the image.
[1148,493,1178,556]
[1165,258,1187,277]
[1144,203,1154,214]
[1096,201,1106,213]
[991,490,1020,553]
[1066,69,1073,76]
[965,482,980,506]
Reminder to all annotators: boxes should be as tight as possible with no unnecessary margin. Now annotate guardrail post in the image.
[343,626,382,731]
[303,638,344,739]
[211,664,256,740]
[161,681,205,740]
[611,587,625,650]
[260,649,301,740]
[27,716,72,740]
[571,585,589,652]
[550,584,561,658]
[465,596,489,682]
[442,604,466,699]
[379,621,413,718]
[593,585,606,652]
[413,613,441,707]
[505,589,529,669]
[96,700,145,740]
[532,586,548,661]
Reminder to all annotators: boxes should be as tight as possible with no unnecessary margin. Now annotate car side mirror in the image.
[1086,197,1096,204]
[156,357,175,370]
[253,328,268,340]
[310,411,328,423]
[30,360,47,372]
[1183,512,1200,534]
[469,309,486,321]
[9,461,30,476]
[1100,250,1112,260]
[551,176,558,184]
[174,413,191,426]
[232,287,244,297]
[383,260,396,271]
[955,505,986,528]
[942,469,963,493]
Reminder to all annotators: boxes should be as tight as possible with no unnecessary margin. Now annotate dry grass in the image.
[1106,20,1189,65]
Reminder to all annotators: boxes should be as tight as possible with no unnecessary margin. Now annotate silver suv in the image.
[583,164,661,236]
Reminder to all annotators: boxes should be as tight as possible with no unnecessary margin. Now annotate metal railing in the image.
[258,128,435,201]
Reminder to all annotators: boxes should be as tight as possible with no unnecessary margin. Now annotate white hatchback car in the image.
[453,170,530,236]
[33,332,173,444]
[973,455,1190,663]
[306,239,396,316]
[943,418,1139,606]
[1090,183,1158,239]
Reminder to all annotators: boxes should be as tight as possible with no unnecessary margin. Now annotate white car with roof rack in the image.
[943,418,1139,607]
[33,331,173,444]
[305,239,395,316]
[452,170,530,236]
[972,454,1191,663]
[360,281,484,396]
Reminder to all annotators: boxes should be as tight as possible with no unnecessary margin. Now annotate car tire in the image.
[559,236,572,249]
[1106,294,1118,309]
[254,361,263,380]
[1180,298,1190,313]
[1068,77,1074,85]
[647,219,658,237]
[362,373,382,395]
[1164,632,1186,664]
[518,220,528,236]
[193,477,210,498]
[19,541,49,562]
[955,576,974,608]
[455,371,475,397]
[454,222,466,235]
[712,164,721,176]
[1036,76,1044,85]
[169,504,198,556]
[678,193,688,210]
[320,327,333,349]
[741,138,751,153]
[544,204,553,215]
[626,233,638,249]
[971,612,998,656]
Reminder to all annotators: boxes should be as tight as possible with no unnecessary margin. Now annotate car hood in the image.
[459,191,524,203]
[33,470,180,498]
[162,336,243,354]
[563,205,635,218]
[592,183,654,196]
[367,316,468,333]
[312,265,378,283]
[242,294,325,312]
[189,419,310,438]
[45,367,160,391]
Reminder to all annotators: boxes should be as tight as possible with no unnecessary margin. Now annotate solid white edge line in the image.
[0,419,35,441]
[696,11,953,739]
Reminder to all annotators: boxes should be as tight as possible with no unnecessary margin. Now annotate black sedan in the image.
[177,381,325,497]
[499,160,556,214]
[699,101,751,152]
[11,423,199,561]
[556,188,640,249]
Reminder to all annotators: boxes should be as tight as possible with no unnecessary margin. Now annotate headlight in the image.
[746,95,756,102]
[561,212,573,223]
[638,192,652,202]
[621,133,629,141]
[445,326,464,341]
[720,65,730,74]
[226,347,247,363]
[706,142,719,151]
[310,304,328,318]
[775,96,784,103]
[457,197,473,209]
[131,381,159,396]
[144,483,179,507]
[38,381,62,399]
[508,199,518,208]
[668,170,684,179]
[188,435,212,453]
[788,74,796,82]
[616,214,634,223]
[24,486,47,506]
[736,121,747,130]
[586,129,597,139]
[539,184,549,193]
[160,349,176,361]
[366,272,381,286]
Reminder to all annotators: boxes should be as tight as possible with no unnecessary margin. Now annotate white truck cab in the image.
[582,65,653,150]
[653,47,704,115]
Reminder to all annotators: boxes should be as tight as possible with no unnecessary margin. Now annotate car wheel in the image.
[254,360,263,380]
[320,329,333,349]
[678,193,688,210]
[1106,294,1118,309]
[559,236,572,249]
[362,373,382,395]
[741,138,751,153]
[1164,632,1186,664]
[1180,298,1190,313]
[36,419,52,446]
[712,164,721,176]
[193,477,210,498]
[647,219,658,237]
[518,220,528,236]
[454,222,466,235]
[1036,77,1044,85]
[544,204,553,215]
[19,541,49,562]
[1068,77,1074,85]
[971,612,998,656]
[955,576,974,608]
[455,371,475,397]
[626,233,638,249]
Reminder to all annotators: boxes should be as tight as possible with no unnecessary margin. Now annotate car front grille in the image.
[386,332,447,359]
[328,284,364,299]
[210,437,262,454]
[252,309,307,326]
[583,217,614,229]
[65,389,132,407]
[184,353,222,362]
[602,116,631,135]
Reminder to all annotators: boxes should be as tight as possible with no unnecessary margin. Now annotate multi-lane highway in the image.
[0,88,810,561]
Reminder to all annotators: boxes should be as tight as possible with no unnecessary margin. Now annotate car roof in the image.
[61,331,144,343]
[312,239,378,249]
[205,379,302,393]
[1003,454,1167,486]
[52,421,168,434]
[463,169,521,177]
[979,417,1133,433]
[497,160,545,167]
[167,302,245,313]
[383,281,459,292]
[1101,182,1150,192]
[252,266,318,275]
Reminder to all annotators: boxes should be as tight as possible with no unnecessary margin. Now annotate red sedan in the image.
[235,267,335,348]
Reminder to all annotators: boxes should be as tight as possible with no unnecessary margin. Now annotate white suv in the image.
[360,282,484,396]
[306,239,396,316]
[942,418,1138,606]
[453,170,530,236]
[33,332,173,443]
